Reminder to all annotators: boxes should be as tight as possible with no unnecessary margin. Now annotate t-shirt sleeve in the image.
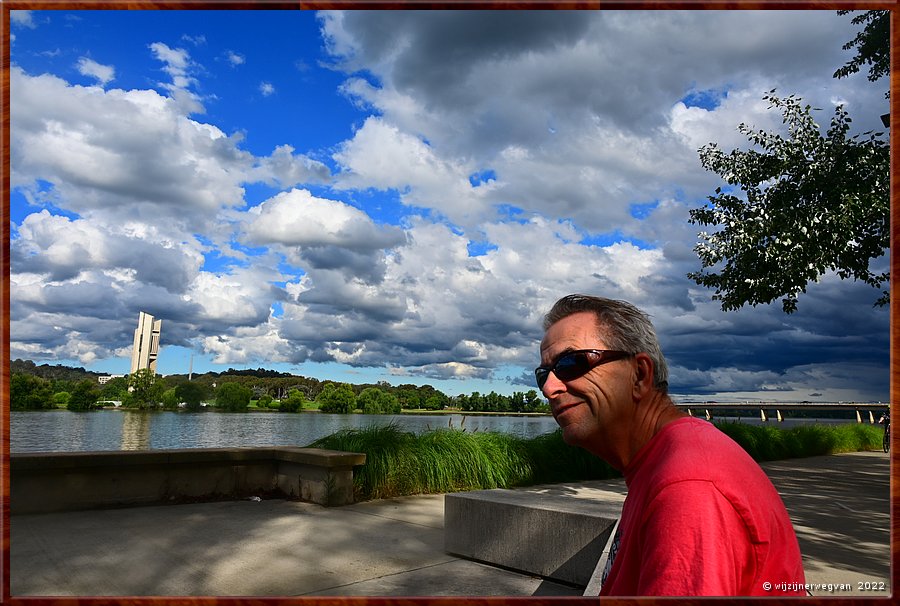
[635,479,755,596]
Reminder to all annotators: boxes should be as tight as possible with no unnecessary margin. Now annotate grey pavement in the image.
[9,450,891,597]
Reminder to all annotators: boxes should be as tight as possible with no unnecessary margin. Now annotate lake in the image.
[11,409,863,454]
[10,410,561,453]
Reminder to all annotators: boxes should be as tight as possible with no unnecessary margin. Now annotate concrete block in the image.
[11,447,366,512]
[444,489,621,587]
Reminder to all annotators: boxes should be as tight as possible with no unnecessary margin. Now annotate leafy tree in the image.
[127,368,162,409]
[175,381,207,411]
[396,388,422,410]
[522,390,545,413]
[423,393,447,411]
[10,373,55,410]
[833,10,889,87]
[358,387,401,414]
[52,391,71,408]
[279,389,305,413]
[99,377,128,401]
[216,382,252,412]
[317,382,356,414]
[690,93,888,313]
[160,388,179,410]
[257,393,275,409]
[67,380,100,411]
[690,11,889,314]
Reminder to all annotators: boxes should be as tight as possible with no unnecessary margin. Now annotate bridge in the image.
[675,402,889,424]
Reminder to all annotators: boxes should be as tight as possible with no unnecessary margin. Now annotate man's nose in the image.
[540,370,567,398]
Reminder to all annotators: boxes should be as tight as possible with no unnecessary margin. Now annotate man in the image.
[537,294,805,596]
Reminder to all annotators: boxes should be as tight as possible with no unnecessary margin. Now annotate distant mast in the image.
[188,354,193,381]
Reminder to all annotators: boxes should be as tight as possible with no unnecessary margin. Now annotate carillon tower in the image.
[130,311,162,375]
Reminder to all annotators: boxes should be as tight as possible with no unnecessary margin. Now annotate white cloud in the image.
[76,57,115,86]
[11,66,251,229]
[149,41,203,114]
[244,188,405,251]
[250,144,331,187]
[226,50,245,66]
[260,81,275,96]
[11,11,36,28]
[333,117,494,226]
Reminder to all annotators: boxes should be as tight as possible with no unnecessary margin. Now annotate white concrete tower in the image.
[130,311,162,375]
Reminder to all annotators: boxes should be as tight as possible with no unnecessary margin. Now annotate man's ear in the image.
[633,353,654,398]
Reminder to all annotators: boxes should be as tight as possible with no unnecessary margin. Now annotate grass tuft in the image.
[311,421,884,501]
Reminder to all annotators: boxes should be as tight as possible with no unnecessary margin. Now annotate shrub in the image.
[160,388,179,410]
[176,381,207,412]
[216,382,252,412]
[317,382,356,414]
[10,373,55,410]
[67,380,100,411]
[279,390,304,413]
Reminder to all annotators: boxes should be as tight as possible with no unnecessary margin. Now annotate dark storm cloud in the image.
[328,10,868,140]
[660,277,889,390]
[11,233,199,295]
[298,246,390,284]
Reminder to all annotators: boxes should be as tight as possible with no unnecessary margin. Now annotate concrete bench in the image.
[444,487,622,588]
[10,446,366,513]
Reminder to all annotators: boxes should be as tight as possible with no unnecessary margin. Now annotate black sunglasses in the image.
[535,349,632,390]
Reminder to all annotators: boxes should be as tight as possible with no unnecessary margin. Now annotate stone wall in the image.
[10,446,366,513]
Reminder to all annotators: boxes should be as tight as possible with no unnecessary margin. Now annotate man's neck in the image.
[619,392,686,470]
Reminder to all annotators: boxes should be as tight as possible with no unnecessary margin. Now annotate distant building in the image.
[130,311,161,375]
[98,374,125,385]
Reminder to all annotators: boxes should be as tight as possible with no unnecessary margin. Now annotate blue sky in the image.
[8,9,890,402]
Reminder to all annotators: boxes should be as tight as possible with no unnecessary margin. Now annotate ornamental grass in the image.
[311,421,883,501]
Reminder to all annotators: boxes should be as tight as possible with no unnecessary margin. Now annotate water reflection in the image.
[121,411,152,450]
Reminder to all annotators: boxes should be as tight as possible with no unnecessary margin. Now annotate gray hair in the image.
[542,294,669,393]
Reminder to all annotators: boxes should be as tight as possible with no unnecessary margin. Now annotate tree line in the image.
[10,359,548,415]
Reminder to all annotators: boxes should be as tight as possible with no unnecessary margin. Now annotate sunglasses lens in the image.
[554,352,590,381]
[535,368,550,389]
[535,352,593,389]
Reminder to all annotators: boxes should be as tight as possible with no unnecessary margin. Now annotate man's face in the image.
[539,311,634,451]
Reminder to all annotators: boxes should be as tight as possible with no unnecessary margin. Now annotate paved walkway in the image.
[9,451,891,597]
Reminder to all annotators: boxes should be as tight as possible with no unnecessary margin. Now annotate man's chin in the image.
[560,423,588,448]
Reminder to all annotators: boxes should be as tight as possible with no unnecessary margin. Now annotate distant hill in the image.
[11,360,295,381]
[11,359,105,382]
[214,367,296,378]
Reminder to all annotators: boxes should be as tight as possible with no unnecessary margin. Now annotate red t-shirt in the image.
[599,417,806,596]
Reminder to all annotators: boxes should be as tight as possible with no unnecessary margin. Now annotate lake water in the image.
[11,409,864,454]
[10,410,562,453]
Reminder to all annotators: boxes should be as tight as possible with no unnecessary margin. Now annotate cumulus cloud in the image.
[251,144,332,187]
[244,188,406,251]
[322,10,885,234]
[333,116,495,226]
[76,57,115,86]
[12,210,201,292]
[11,66,251,230]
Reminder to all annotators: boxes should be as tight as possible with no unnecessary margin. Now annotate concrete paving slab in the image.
[760,451,891,596]
[8,450,891,597]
